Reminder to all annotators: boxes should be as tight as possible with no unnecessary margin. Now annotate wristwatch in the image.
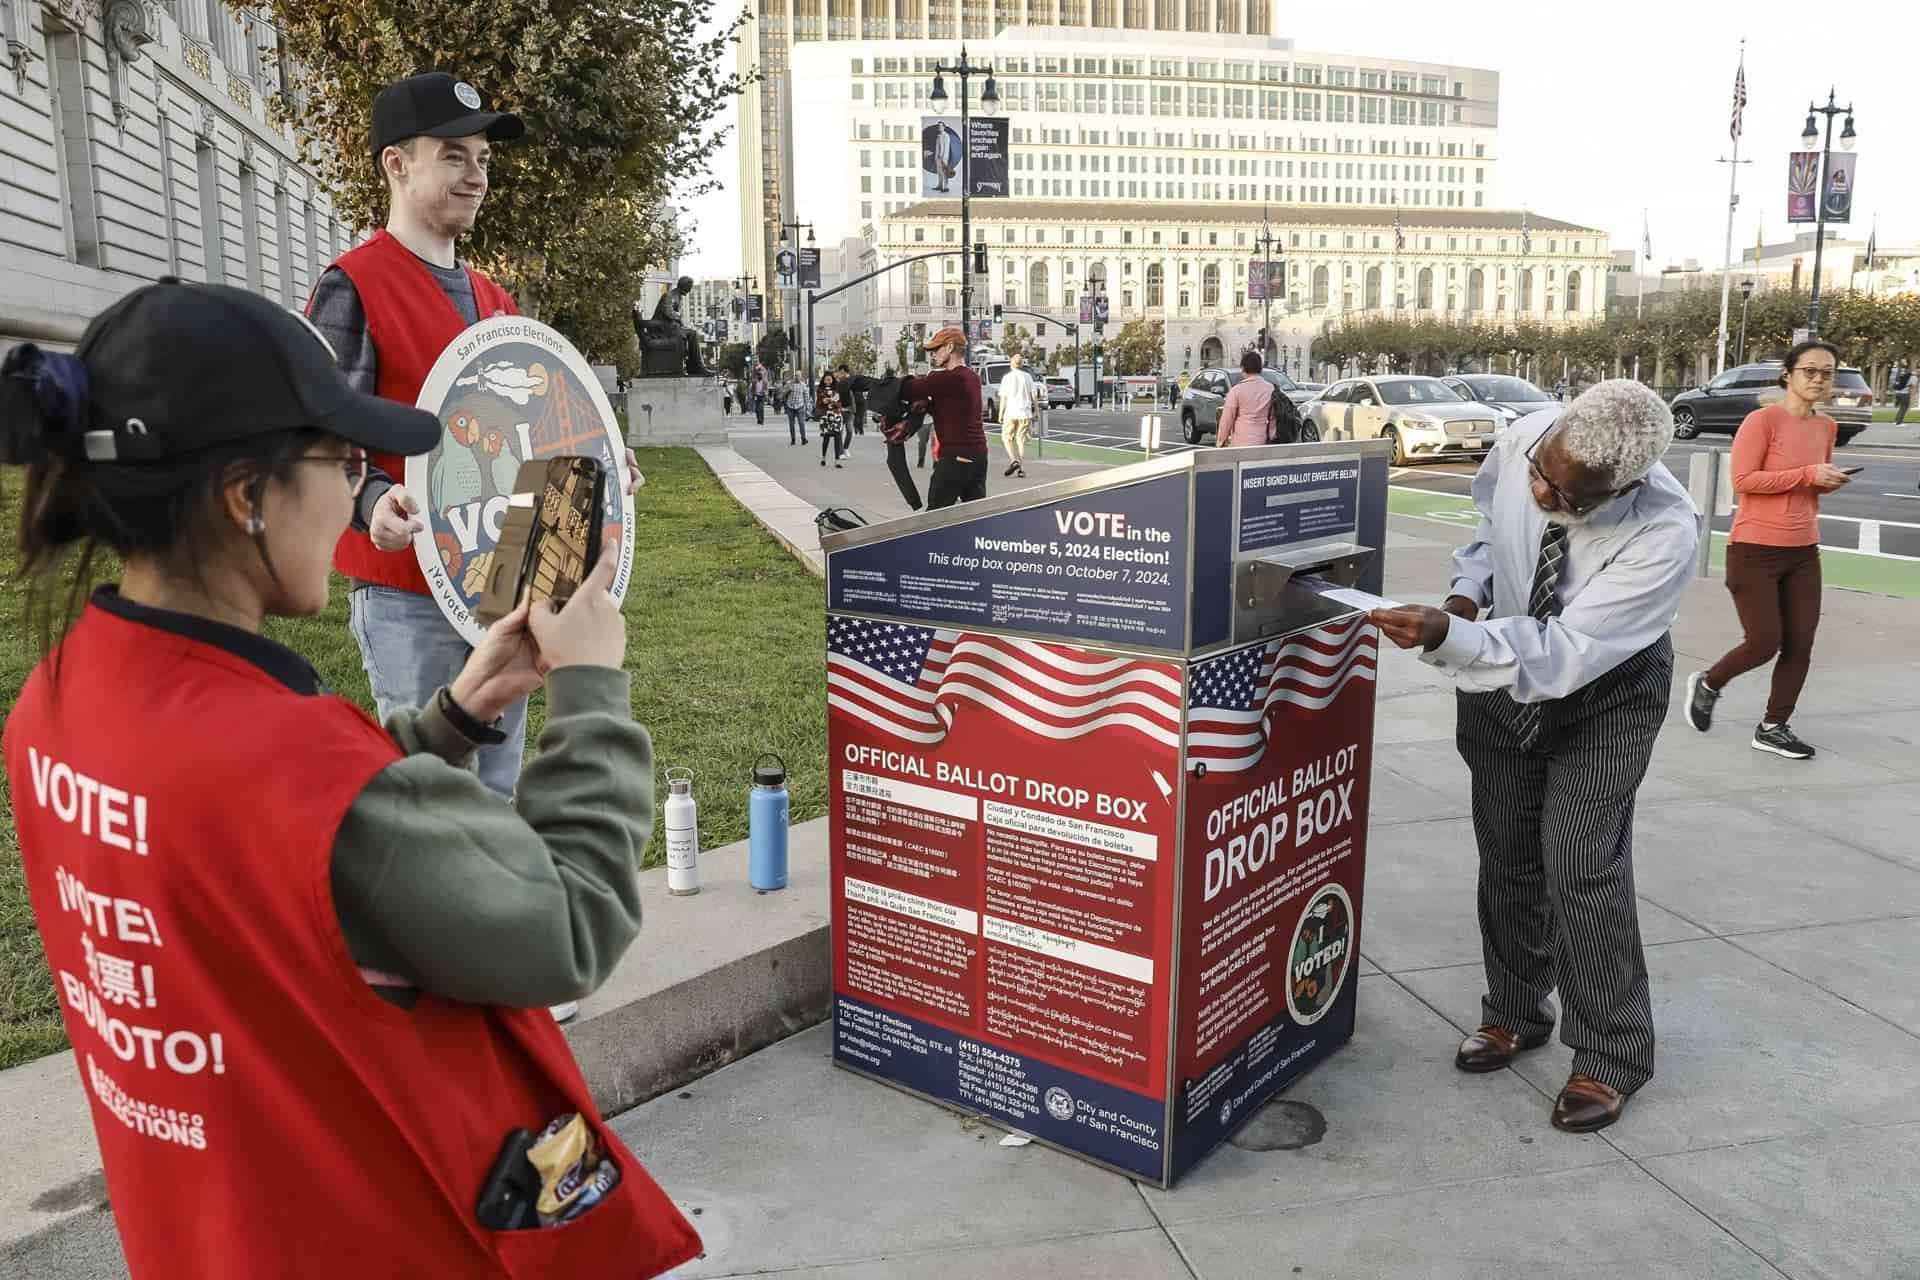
[437,686,508,746]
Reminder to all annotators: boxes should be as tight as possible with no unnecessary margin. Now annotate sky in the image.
[676,1,1917,279]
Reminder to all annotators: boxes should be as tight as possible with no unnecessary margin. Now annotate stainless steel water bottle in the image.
[664,767,699,896]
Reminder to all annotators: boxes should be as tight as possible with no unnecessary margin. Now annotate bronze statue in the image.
[633,276,706,377]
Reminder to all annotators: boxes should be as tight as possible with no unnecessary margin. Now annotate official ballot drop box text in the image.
[820,441,1391,1186]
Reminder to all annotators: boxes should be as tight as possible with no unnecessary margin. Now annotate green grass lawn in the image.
[0,447,826,1070]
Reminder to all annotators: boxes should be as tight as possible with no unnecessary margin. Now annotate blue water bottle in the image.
[749,753,790,891]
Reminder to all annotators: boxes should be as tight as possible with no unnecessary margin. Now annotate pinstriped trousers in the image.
[1453,635,1673,1095]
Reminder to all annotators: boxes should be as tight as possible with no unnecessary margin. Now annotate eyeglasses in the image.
[1526,427,1617,518]
[1790,366,1836,381]
[294,446,369,497]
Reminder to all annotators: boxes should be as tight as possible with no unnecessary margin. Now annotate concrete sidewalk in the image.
[632,428,1920,1278]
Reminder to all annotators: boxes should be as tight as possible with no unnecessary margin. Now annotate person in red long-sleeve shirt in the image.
[907,326,988,509]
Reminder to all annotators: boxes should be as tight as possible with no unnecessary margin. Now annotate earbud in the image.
[246,515,266,534]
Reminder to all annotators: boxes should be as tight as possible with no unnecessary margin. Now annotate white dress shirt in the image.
[999,367,1037,420]
[1423,410,1699,703]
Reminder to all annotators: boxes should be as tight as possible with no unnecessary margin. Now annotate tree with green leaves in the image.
[826,333,880,376]
[999,323,1034,363]
[756,329,790,374]
[1106,319,1166,375]
[248,0,744,370]
[717,342,752,378]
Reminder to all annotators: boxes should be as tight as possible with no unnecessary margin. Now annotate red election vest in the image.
[2,601,702,1280]
[320,229,518,593]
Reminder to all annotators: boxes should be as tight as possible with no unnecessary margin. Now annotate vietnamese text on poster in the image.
[1237,459,1360,554]
[828,474,1191,651]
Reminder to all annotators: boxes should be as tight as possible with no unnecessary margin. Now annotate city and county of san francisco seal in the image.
[406,315,634,643]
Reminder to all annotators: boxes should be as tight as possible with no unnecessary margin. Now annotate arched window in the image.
[1566,270,1582,312]
[1028,261,1049,308]
[1146,263,1164,308]
[1364,266,1381,309]
[1517,269,1533,311]
[1312,265,1329,307]
[1468,268,1485,311]
[1202,263,1220,307]
[1088,262,1108,295]
[1416,268,1433,309]
[909,261,929,307]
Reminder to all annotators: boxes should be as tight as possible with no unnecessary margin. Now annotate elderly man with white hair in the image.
[1372,379,1697,1134]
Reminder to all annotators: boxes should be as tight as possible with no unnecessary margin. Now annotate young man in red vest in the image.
[307,73,637,807]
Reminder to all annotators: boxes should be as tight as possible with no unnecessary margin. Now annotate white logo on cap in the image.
[454,82,483,111]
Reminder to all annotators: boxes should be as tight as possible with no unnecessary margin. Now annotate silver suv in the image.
[1179,368,1312,444]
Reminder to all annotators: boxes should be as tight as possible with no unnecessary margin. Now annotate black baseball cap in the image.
[370,72,525,159]
[66,280,440,463]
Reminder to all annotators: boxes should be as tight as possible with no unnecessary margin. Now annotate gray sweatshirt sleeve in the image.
[329,666,653,1007]
[305,267,394,528]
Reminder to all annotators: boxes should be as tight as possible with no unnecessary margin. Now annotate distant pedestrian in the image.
[1215,350,1276,447]
[784,373,809,445]
[1893,366,1912,426]
[1370,381,1696,1135]
[998,352,1037,478]
[838,365,867,436]
[722,381,734,415]
[817,376,847,468]
[906,326,987,508]
[752,364,769,425]
[1686,340,1852,760]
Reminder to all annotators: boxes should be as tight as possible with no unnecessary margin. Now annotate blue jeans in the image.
[347,585,529,798]
[787,407,808,443]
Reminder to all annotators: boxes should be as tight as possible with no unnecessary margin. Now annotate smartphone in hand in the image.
[478,456,606,625]
[1840,466,1864,476]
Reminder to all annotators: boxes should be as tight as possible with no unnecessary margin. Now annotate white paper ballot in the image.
[1296,574,1402,613]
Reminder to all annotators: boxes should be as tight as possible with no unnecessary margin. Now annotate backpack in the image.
[1266,385,1305,444]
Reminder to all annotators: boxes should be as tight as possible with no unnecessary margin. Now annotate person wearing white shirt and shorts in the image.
[998,353,1038,479]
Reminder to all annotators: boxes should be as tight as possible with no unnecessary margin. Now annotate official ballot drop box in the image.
[819,441,1391,1186]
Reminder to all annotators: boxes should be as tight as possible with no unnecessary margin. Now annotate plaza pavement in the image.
[624,417,1920,1279]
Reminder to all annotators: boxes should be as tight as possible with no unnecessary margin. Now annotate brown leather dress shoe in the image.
[1551,1074,1626,1132]
[1454,1024,1550,1073]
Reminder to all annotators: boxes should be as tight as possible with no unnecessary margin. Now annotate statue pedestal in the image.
[626,377,727,447]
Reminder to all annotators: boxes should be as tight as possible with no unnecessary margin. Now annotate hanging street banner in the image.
[921,118,963,197]
[746,294,765,323]
[774,247,798,286]
[407,316,635,644]
[920,115,1010,199]
[1786,151,1819,223]
[799,246,823,290]
[1821,152,1858,223]
[1247,259,1285,301]
[966,116,1010,198]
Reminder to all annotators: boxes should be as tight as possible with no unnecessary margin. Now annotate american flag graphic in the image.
[827,617,1182,748]
[1186,618,1378,774]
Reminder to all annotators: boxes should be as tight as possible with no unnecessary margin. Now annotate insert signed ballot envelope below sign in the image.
[1294,574,1402,613]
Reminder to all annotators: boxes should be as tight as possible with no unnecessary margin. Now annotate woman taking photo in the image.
[816,374,847,468]
[1,281,698,1278]
[1685,339,1852,759]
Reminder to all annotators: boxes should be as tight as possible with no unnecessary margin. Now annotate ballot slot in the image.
[1232,539,1376,642]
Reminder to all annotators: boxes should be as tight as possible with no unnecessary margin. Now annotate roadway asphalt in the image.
[1030,406,1920,557]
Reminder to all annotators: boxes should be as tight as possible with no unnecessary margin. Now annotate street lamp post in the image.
[1737,277,1755,363]
[778,220,814,372]
[1801,90,1856,338]
[1253,207,1281,365]
[929,47,999,362]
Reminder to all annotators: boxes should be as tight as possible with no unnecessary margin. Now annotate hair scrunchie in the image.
[1,343,93,464]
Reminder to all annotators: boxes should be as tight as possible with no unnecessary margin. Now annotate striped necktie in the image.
[1512,521,1569,750]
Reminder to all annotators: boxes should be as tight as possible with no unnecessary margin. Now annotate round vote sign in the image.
[406,315,635,644]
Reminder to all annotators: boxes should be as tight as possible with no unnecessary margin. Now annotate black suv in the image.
[1669,362,1872,445]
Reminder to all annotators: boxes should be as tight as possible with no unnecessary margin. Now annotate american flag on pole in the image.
[1186,619,1378,774]
[1730,59,1747,142]
[827,617,1182,749]
[1520,211,1531,256]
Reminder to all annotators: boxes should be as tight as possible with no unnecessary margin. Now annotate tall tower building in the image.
[736,0,1271,331]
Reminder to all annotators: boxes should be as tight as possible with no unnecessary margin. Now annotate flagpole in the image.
[1715,42,1747,377]
[1634,209,1646,383]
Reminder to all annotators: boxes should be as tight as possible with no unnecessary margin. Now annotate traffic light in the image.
[972,241,988,276]
[993,304,1004,322]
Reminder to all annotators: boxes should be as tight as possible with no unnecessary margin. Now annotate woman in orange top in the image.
[1685,339,1852,759]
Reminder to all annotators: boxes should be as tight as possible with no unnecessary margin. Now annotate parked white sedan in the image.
[1304,376,1504,466]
